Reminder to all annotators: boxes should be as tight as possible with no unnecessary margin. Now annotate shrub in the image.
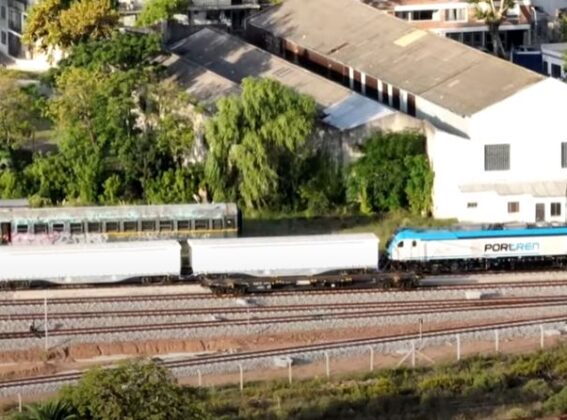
[521,379,553,400]
[543,386,567,415]
[505,407,532,419]
[464,371,508,395]
[418,373,468,397]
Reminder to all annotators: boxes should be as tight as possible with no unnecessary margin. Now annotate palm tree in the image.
[11,400,78,420]
[469,0,516,57]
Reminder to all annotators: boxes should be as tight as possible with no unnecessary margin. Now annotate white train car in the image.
[0,240,182,284]
[188,233,380,278]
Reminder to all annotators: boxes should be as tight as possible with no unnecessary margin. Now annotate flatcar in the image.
[386,224,567,273]
[0,203,240,245]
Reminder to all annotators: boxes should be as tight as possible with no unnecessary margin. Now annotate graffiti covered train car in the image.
[0,203,240,245]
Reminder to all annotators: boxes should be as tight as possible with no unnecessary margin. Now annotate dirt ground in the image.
[0,315,551,382]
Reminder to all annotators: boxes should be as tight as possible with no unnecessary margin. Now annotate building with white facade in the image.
[247,0,567,224]
[363,0,535,52]
[541,42,567,78]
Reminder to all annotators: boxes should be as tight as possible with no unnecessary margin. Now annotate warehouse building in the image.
[163,27,423,163]
[247,0,567,224]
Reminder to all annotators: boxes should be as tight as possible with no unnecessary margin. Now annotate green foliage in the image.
[145,166,203,204]
[521,379,553,399]
[418,373,468,397]
[60,360,208,420]
[56,32,162,73]
[346,131,432,214]
[297,152,345,216]
[23,0,119,53]
[0,74,36,150]
[205,77,317,210]
[11,399,77,420]
[0,170,26,199]
[404,154,434,216]
[544,385,567,415]
[137,0,189,26]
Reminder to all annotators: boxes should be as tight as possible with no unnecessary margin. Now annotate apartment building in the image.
[363,0,534,52]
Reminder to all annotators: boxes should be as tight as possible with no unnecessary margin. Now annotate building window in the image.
[8,8,22,34]
[394,11,410,20]
[552,63,562,78]
[412,10,435,20]
[542,60,549,75]
[562,142,567,168]
[467,202,478,208]
[0,31,5,45]
[551,203,562,217]
[16,224,28,233]
[0,6,5,20]
[484,144,510,171]
[445,8,466,21]
[507,202,520,213]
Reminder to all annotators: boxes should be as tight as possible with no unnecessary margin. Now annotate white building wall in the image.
[541,48,567,79]
[416,95,470,136]
[429,77,567,223]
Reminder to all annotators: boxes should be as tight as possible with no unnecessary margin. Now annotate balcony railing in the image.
[188,0,260,11]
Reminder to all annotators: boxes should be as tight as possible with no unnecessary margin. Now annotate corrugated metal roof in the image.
[248,0,544,116]
[322,93,394,130]
[168,27,397,130]
[460,181,567,197]
[158,54,241,111]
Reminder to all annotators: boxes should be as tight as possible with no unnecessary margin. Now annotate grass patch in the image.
[0,68,44,80]
[242,209,455,249]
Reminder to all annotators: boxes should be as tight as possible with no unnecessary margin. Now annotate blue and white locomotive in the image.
[386,224,567,272]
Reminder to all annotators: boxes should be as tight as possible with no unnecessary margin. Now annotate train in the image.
[2,200,567,292]
[387,223,567,272]
[0,234,418,292]
[0,202,241,245]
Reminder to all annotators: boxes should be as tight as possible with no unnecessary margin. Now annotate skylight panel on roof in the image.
[393,30,427,47]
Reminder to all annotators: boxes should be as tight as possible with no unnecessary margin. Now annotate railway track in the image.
[2,315,567,396]
[4,278,567,307]
[3,295,567,322]
[3,296,567,340]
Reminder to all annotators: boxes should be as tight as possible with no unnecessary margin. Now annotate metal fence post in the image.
[288,360,293,385]
[369,346,374,371]
[239,364,244,392]
[540,325,545,350]
[197,370,202,387]
[411,340,416,367]
[325,351,330,378]
[495,329,499,353]
[44,296,48,352]
[456,334,461,361]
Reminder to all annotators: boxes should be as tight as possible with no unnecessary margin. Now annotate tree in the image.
[136,0,190,27]
[11,399,77,420]
[205,77,317,209]
[60,360,208,420]
[346,130,432,214]
[468,0,515,57]
[404,154,434,216]
[55,32,162,73]
[0,74,35,150]
[23,0,119,54]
